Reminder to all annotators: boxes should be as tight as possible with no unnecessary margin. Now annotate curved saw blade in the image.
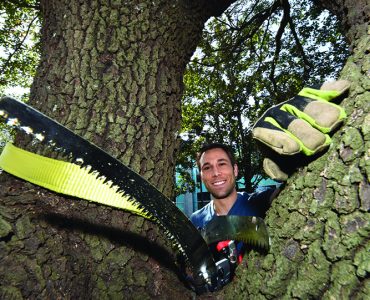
[0,96,218,286]
[201,215,270,251]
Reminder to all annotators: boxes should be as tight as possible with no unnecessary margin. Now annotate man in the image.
[190,80,350,264]
[190,142,279,229]
[190,142,279,265]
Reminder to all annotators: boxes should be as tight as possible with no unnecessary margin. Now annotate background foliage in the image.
[177,0,348,192]
[0,0,40,150]
[0,0,40,96]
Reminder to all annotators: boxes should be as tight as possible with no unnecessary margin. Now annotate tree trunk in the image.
[0,0,234,298]
[219,1,370,298]
[28,0,208,195]
[0,175,191,299]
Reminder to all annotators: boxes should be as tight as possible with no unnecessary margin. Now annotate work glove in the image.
[252,80,350,181]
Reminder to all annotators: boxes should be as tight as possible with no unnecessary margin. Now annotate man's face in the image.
[199,148,238,200]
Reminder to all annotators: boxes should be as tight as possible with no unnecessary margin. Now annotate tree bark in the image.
[313,0,369,48]
[0,175,190,298]
[0,1,229,298]
[29,0,210,196]
[218,2,370,298]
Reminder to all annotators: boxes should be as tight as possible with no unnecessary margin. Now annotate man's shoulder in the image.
[230,186,277,217]
[190,202,212,220]
[236,191,250,199]
[235,191,255,203]
[237,186,276,201]
[190,202,213,229]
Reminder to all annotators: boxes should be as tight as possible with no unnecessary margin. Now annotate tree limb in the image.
[4,0,40,10]
[269,0,290,96]
[0,15,38,76]
[202,0,238,17]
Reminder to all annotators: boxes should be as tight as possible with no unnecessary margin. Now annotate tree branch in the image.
[286,5,313,80]
[0,15,38,76]
[227,0,281,60]
[203,0,238,17]
[4,0,40,10]
[194,0,282,68]
[269,0,290,96]
[269,0,314,95]
[183,0,236,18]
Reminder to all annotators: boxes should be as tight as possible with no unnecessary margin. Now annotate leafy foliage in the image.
[174,170,196,197]
[0,0,40,150]
[178,0,348,192]
[0,0,41,96]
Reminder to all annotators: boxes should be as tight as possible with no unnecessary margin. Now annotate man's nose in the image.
[211,166,221,177]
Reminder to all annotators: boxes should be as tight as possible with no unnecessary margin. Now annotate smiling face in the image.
[199,147,238,200]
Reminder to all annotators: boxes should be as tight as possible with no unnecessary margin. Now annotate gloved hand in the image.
[252,80,350,181]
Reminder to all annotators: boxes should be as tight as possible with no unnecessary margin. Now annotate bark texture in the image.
[0,175,189,299]
[30,0,208,195]
[0,0,226,299]
[314,0,369,48]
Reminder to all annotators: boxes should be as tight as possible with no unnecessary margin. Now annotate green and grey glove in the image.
[252,80,350,181]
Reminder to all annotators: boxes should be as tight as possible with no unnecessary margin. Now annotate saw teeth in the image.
[20,126,34,134]
[34,133,45,142]
[129,196,188,259]
[0,97,195,270]
[75,157,84,165]
[6,118,20,126]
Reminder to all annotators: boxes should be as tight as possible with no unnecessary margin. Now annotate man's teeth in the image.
[213,181,225,186]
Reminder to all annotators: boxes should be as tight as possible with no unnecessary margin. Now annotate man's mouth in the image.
[212,180,226,186]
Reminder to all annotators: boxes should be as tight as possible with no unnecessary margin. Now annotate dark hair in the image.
[196,143,236,169]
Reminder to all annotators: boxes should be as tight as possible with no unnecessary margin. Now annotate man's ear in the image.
[233,164,238,177]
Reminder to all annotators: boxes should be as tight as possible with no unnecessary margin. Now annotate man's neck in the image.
[212,190,238,216]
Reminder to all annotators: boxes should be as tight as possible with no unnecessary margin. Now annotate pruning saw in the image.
[0,96,270,293]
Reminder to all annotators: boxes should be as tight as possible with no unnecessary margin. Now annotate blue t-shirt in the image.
[190,187,275,229]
